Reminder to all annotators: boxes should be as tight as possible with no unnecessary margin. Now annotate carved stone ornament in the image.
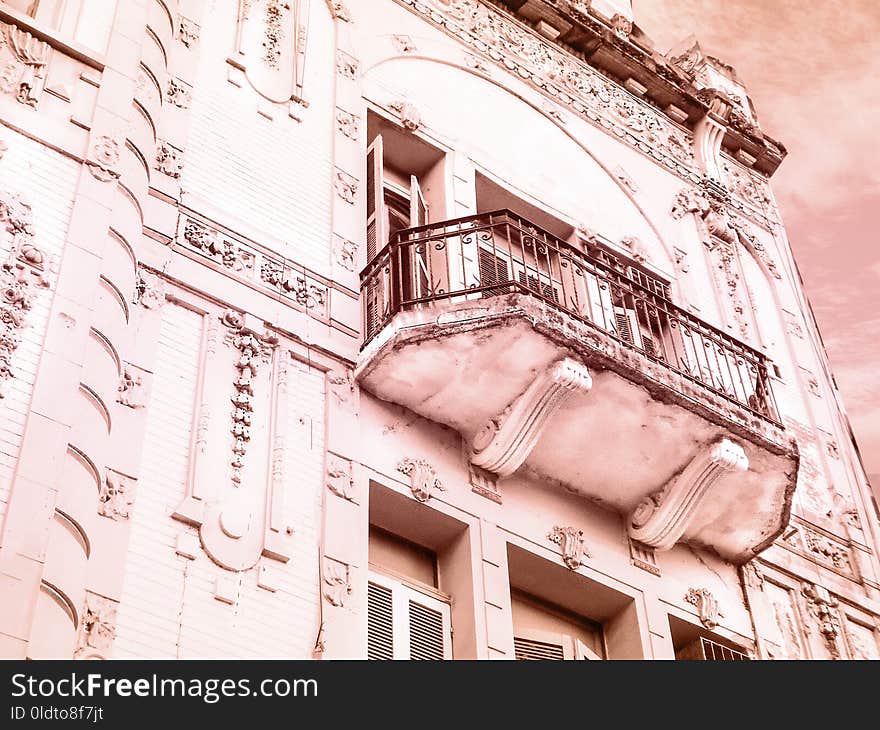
[328,368,356,410]
[259,259,327,311]
[336,50,359,79]
[86,135,120,182]
[334,235,358,271]
[335,108,359,139]
[609,13,633,39]
[742,561,765,591]
[99,470,135,520]
[0,21,50,107]
[136,268,165,309]
[334,169,358,204]
[548,526,590,569]
[670,187,710,220]
[471,358,592,476]
[391,34,416,53]
[328,0,352,22]
[628,438,749,552]
[323,557,351,607]
[166,77,192,108]
[155,141,184,178]
[177,15,201,47]
[74,592,118,659]
[684,587,723,629]
[388,99,422,131]
[222,310,277,485]
[182,219,255,274]
[0,188,50,396]
[397,458,446,502]
[801,583,842,659]
[326,454,356,502]
[117,366,146,408]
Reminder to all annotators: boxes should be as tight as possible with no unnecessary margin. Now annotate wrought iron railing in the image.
[361,209,780,425]
[677,636,751,661]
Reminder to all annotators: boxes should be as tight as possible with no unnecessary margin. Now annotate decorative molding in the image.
[470,358,592,476]
[397,458,445,502]
[0,21,50,107]
[781,522,855,577]
[0,189,49,396]
[628,438,749,551]
[629,538,660,576]
[74,592,118,659]
[334,169,358,204]
[155,141,184,178]
[99,469,135,520]
[684,587,722,629]
[548,526,589,569]
[335,107,360,139]
[117,365,146,408]
[177,15,201,47]
[326,454,356,502]
[322,557,351,607]
[673,246,690,274]
[181,218,255,274]
[388,99,422,131]
[86,135,121,182]
[166,77,192,108]
[801,583,842,659]
[260,258,327,310]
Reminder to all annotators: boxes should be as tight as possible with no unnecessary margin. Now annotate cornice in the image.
[392,0,781,232]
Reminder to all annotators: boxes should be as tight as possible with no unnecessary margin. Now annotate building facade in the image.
[0,0,877,660]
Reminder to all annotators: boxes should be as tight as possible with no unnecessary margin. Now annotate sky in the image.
[634,0,880,477]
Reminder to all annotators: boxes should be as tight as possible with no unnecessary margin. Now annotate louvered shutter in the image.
[367,571,452,659]
[367,581,394,660]
[409,599,445,660]
[517,270,559,303]
[366,136,385,262]
[514,636,566,660]
[478,247,509,294]
[614,306,635,343]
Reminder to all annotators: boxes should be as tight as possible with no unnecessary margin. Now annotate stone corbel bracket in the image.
[693,89,734,184]
[628,438,749,551]
[470,358,592,476]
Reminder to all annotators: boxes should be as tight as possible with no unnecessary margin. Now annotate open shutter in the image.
[477,247,510,294]
[366,135,385,262]
[407,175,430,299]
[614,305,641,348]
[575,638,603,660]
[409,175,428,227]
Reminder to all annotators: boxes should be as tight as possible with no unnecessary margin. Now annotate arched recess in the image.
[361,54,677,277]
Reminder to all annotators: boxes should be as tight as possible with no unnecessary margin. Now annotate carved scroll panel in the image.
[171,307,324,572]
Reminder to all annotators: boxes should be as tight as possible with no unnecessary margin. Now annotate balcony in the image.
[357,210,798,562]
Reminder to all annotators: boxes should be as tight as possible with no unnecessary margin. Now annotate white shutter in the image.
[575,638,603,660]
[407,175,430,300]
[367,571,452,660]
[367,581,394,660]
